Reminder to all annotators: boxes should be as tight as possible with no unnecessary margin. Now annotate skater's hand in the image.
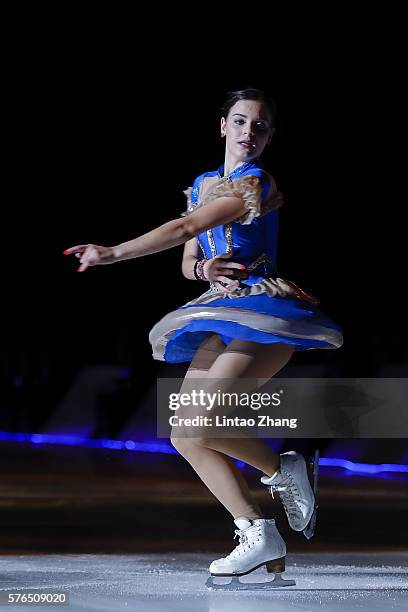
[203,253,248,293]
[63,244,116,272]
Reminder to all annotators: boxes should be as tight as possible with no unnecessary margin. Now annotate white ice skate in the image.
[260,450,319,539]
[206,517,296,590]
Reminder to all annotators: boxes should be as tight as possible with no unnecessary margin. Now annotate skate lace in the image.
[269,473,301,517]
[227,525,262,559]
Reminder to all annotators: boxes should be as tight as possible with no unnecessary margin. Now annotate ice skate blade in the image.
[206,573,296,590]
[303,448,320,540]
[303,506,318,540]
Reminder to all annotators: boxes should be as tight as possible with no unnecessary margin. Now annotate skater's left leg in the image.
[188,341,316,533]
[172,341,293,517]
[185,341,294,475]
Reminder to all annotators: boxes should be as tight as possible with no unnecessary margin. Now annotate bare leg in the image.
[171,334,294,519]
[197,340,294,476]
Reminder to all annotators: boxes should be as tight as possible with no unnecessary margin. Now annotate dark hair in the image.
[221,88,277,126]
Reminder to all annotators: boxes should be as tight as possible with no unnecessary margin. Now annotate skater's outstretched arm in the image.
[63,195,252,272]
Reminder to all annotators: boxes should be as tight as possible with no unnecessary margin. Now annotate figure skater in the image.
[63,88,343,586]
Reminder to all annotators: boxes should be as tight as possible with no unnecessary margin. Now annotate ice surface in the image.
[0,552,407,611]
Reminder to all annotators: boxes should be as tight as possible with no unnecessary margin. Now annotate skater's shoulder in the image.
[191,169,219,186]
[238,165,276,202]
[187,169,221,204]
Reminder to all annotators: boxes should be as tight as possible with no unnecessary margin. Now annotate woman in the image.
[64,88,343,581]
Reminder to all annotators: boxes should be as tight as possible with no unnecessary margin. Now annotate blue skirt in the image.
[149,288,343,363]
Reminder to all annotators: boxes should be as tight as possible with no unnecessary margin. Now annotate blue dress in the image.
[149,160,343,363]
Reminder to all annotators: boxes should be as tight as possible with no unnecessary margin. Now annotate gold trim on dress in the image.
[181,175,278,224]
[149,304,343,361]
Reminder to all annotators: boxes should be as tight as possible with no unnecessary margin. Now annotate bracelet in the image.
[194,258,208,281]
[193,259,201,281]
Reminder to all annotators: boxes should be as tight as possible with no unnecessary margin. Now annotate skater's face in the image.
[220,100,274,162]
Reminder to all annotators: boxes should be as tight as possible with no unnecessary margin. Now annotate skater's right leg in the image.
[170,335,291,519]
[170,436,264,520]
[171,334,294,579]
[171,333,263,520]
[173,338,293,479]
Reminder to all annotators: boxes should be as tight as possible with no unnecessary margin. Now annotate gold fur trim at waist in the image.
[184,277,320,306]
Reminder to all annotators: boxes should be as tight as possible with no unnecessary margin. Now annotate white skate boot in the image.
[260,450,319,538]
[206,517,296,590]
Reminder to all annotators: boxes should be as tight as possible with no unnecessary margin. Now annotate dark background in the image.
[0,17,407,564]
[2,26,406,439]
